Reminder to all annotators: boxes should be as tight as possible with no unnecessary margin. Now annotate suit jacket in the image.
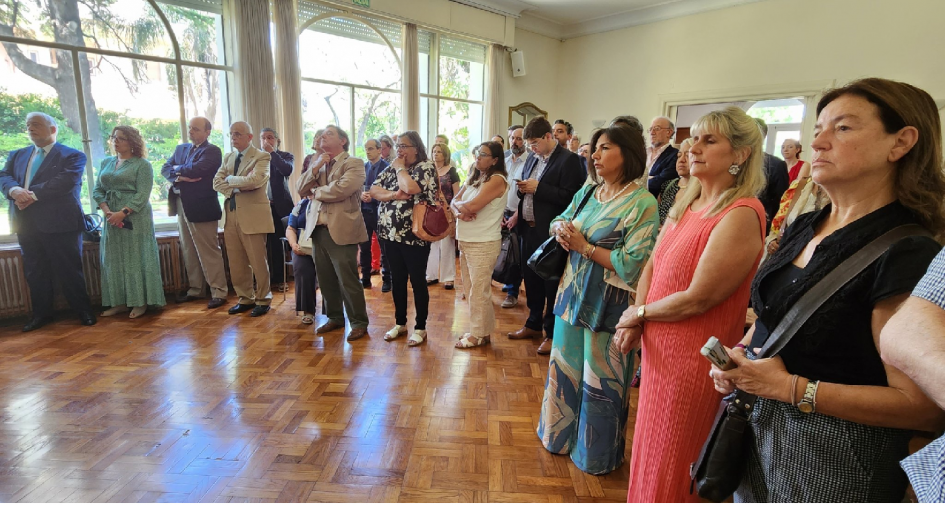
[516,144,585,236]
[761,153,789,231]
[647,145,679,196]
[297,151,367,245]
[361,157,389,216]
[0,142,86,234]
[161,142,223,223]
[267,150,295,218]
[212,145,274,235]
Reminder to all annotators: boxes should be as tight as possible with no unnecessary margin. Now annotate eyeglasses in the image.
[527,140,541,148]
[475,152,493,159]
[230,132,245,138]
[395,144,414,150]
[109,135,128,142]
[648,126,672,134]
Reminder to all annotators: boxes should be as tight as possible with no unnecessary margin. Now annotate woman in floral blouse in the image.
[369,130,439,346]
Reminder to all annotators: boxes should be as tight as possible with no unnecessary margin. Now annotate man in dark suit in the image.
[0,112,95,331]
[162,117,228,309]
[359,138,389,290]
[259,127,295,293]
[508,116,585,355]
[646,116,680,196]
[755,119,789,233]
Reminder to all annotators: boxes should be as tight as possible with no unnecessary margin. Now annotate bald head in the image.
[188,116,212,145]
[230,121,253,151]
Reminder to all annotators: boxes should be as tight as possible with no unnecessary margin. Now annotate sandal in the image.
[444,283,454,290]
[129,306,147,319]
[101,305,129,317]
[301,313,314,325]
[455,333,490,349]
[384,325,407,341]
[407,329,427,347]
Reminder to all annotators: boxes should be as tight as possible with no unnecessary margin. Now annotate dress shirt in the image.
[646,142,670,172]
[505,151,527,212]
[522,152,551,223]
[21,142,54,193]
[315,154,341,227]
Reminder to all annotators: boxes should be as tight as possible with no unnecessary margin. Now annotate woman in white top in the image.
[450,141,509,348]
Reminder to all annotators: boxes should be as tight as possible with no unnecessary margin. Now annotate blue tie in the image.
[27,147,45,186]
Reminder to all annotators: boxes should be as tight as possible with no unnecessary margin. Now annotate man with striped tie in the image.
[0,112,96,331]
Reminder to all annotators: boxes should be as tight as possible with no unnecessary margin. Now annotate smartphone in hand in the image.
[701,336,735,370]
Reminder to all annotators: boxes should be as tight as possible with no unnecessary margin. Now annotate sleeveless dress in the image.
[626,197,765,502]
[787,160,805,183]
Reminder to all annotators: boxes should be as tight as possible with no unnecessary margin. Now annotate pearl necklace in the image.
[595,181,634,204]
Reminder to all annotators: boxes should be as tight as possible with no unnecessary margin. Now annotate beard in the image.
[511,144,525,156]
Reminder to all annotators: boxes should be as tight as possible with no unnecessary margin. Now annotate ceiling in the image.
[453,0,768,40]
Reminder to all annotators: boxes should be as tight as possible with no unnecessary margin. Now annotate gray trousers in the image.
[311,226,369,329]
[178,210,228,300]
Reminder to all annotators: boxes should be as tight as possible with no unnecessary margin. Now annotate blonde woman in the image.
[426,143,460,289]
[93,126,166,318]
[614,106,766,501]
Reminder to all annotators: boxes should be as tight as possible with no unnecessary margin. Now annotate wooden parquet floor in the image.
[0,274,636,502]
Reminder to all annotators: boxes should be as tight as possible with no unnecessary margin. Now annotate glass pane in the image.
[419,30,434,95]
[182,68,230,150]
[157,3,226,65]
[773,130,802,159]
[301,82,352,154]
[299,17,400,90]
[437,100,483,174]
[81,53,182,226]
[438,36,485,101]
[352,89,400,158]
[0,44,82,235]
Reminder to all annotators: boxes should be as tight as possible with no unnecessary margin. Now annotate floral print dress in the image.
[375,160,439,246]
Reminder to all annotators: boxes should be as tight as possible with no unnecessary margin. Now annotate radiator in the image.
[0,233,229,319]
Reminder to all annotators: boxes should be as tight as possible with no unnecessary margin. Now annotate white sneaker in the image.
[384,325,407,341]
[501,295,518,308]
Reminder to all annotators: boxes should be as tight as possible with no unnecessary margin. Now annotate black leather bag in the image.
[526,186,596,281]
[82,213,103,242]
[690,224,932,502]
[492,228,520,284]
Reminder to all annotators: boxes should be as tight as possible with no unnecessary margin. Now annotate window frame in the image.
[0,0,233,241]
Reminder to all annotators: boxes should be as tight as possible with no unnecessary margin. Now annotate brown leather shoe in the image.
[346,327,368,341]
[316,321,344,333]
[537,337,553,355]
[508,326,543,339]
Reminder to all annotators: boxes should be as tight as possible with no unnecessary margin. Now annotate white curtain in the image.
[230,0,277,141]
[401,23,420,132]
[272,0,303,201]
[483,43,505,139]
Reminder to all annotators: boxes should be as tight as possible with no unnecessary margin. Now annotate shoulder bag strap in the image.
[757,223,932,359]
[570,185,598,220]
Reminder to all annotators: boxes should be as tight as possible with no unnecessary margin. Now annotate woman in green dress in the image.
[536,124,659,475]
[93,126,166,318]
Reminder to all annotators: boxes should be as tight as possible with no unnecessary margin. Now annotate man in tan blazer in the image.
[297,125,369,341]
[213,121,274,317]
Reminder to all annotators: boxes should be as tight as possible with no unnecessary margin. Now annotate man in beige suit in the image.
[297,125,369,341]
[213,121,274,317]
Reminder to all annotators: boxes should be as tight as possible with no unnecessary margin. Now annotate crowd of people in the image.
[2,76,944,502]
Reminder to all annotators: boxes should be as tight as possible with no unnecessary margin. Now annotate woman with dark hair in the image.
[93,125,166,318]
[536,124,659,474]
[450,141,508,348]
[285,195,318,324]
[369,130,439,346]
[426,143,460,289]
[711,78,945,502]
[260,127,295,292]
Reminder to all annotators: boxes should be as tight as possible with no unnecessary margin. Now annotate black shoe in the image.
[250,305,270,317]
[175,293,199,304]
[381,281,392,293]
[78,311,97,326]
[362,279,372,289]
[22,316,52,332]
[444,283,454,290]
[427,279,439,286]
[207,298,226,309]
[501,285,510,293]
[228,303,256,314]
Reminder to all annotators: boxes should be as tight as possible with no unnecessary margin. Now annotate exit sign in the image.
[353,0,369,7]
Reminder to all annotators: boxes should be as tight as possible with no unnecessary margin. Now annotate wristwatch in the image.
[797,379,819,414]
[637,304,647,322]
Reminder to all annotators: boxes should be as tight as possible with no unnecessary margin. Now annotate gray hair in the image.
[379,134,393,148]
[260,127,281,147]
[231,121,253,134]
[26,112,57,127]
[365,138,380,149]
[653,115,676,133]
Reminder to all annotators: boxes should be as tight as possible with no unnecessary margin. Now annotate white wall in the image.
[495,28,562,132]
[553,0,945,138]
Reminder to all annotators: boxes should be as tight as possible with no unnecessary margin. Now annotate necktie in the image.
[229,153,243,211]
[26,147,45,187]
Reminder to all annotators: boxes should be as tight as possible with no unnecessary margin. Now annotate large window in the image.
[298,4,402,160]
[0,0,231,237]
[420,31,486,175]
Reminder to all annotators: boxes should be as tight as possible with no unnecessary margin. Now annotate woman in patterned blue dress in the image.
[537,124,659,474]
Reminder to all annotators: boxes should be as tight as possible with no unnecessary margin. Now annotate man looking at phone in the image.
[508,116,584,355]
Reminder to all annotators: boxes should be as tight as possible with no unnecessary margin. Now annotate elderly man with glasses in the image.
[645,116,679,197]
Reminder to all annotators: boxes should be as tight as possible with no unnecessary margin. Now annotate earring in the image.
[728,164,741,175]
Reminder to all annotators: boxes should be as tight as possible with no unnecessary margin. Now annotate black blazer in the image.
[761,153,789,232]
[516,144,585,236]
[268,150,295,218]
[0,142,86,234]
[647,145,679,196]
[161,142,223,223]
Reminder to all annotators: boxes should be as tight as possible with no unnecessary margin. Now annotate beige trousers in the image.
[178,210,228,299]
[459,239,502,337]
[223,207,272,306]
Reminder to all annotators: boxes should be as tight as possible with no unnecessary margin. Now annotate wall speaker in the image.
[510,51,526,77]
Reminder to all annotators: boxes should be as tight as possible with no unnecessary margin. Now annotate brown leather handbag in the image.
[412,182,455,242]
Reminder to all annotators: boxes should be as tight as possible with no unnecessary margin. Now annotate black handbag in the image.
[690,224,932,502]
[526,186,597,281]
[83,213,103,242]
[492,228,520,285]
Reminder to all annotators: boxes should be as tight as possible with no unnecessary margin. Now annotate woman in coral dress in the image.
[614,107,767,502]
